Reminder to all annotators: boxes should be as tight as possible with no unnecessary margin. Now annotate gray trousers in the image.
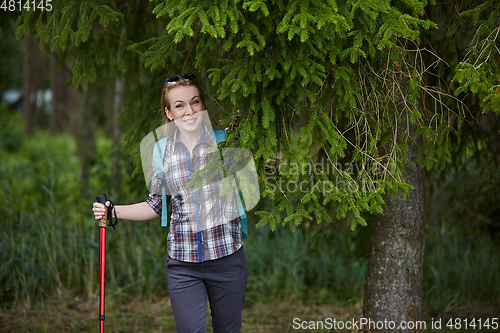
[166,247,248,333]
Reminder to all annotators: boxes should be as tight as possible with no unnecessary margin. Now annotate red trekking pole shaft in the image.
[96,194,108,333]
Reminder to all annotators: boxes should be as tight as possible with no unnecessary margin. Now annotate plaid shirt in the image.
[147,125,242,263]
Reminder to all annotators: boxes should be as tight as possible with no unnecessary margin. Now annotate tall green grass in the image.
[424,230,500,310]
[1,126,499,311]
[244,219,368,305]
[0,129,168,305]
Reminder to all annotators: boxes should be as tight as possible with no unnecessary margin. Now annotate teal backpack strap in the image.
[153,137,169,227]
[212,128,226,143]
[213,129,248,238]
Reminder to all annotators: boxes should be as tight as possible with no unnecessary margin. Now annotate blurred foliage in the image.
[424,229,500,310]
[0,128,153,305]
[0,21,23,92]
[0,104,25,152]
[426,112,500,240]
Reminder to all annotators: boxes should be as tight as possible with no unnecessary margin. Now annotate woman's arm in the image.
[92,201,160,221]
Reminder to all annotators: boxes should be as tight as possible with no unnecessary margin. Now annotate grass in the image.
[423,229,500,312]
[1,295,498,332]
[0,293,364,333]
[243,218,368,306]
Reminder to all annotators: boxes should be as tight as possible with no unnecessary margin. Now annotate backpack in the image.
[152,128,248,238]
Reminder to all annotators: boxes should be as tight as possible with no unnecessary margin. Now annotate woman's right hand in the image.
[92,201,110,220]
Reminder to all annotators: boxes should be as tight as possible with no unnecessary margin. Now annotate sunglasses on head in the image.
[164,73,197,85]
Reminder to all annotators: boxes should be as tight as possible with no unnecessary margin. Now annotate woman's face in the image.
[165,85,204,133]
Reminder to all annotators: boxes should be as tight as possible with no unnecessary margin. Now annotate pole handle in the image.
[96,193,108,228]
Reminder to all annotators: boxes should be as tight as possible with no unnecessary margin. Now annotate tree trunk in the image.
[23,34,36,136]
[50,53,65,134]
[363,128,426,332]
[65,65,79,135]
[112,77,124,201]
[79,89,95,191]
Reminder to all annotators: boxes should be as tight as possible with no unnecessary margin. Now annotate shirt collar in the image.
[171,124,216,154]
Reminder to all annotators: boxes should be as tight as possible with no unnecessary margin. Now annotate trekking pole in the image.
[95,193,109,333]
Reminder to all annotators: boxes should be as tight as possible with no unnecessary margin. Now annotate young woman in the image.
[92,74,248,333]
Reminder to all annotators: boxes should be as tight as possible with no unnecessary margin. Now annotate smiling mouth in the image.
[183,118,197,124]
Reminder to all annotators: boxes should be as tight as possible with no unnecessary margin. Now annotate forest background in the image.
[1,0,500,332]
